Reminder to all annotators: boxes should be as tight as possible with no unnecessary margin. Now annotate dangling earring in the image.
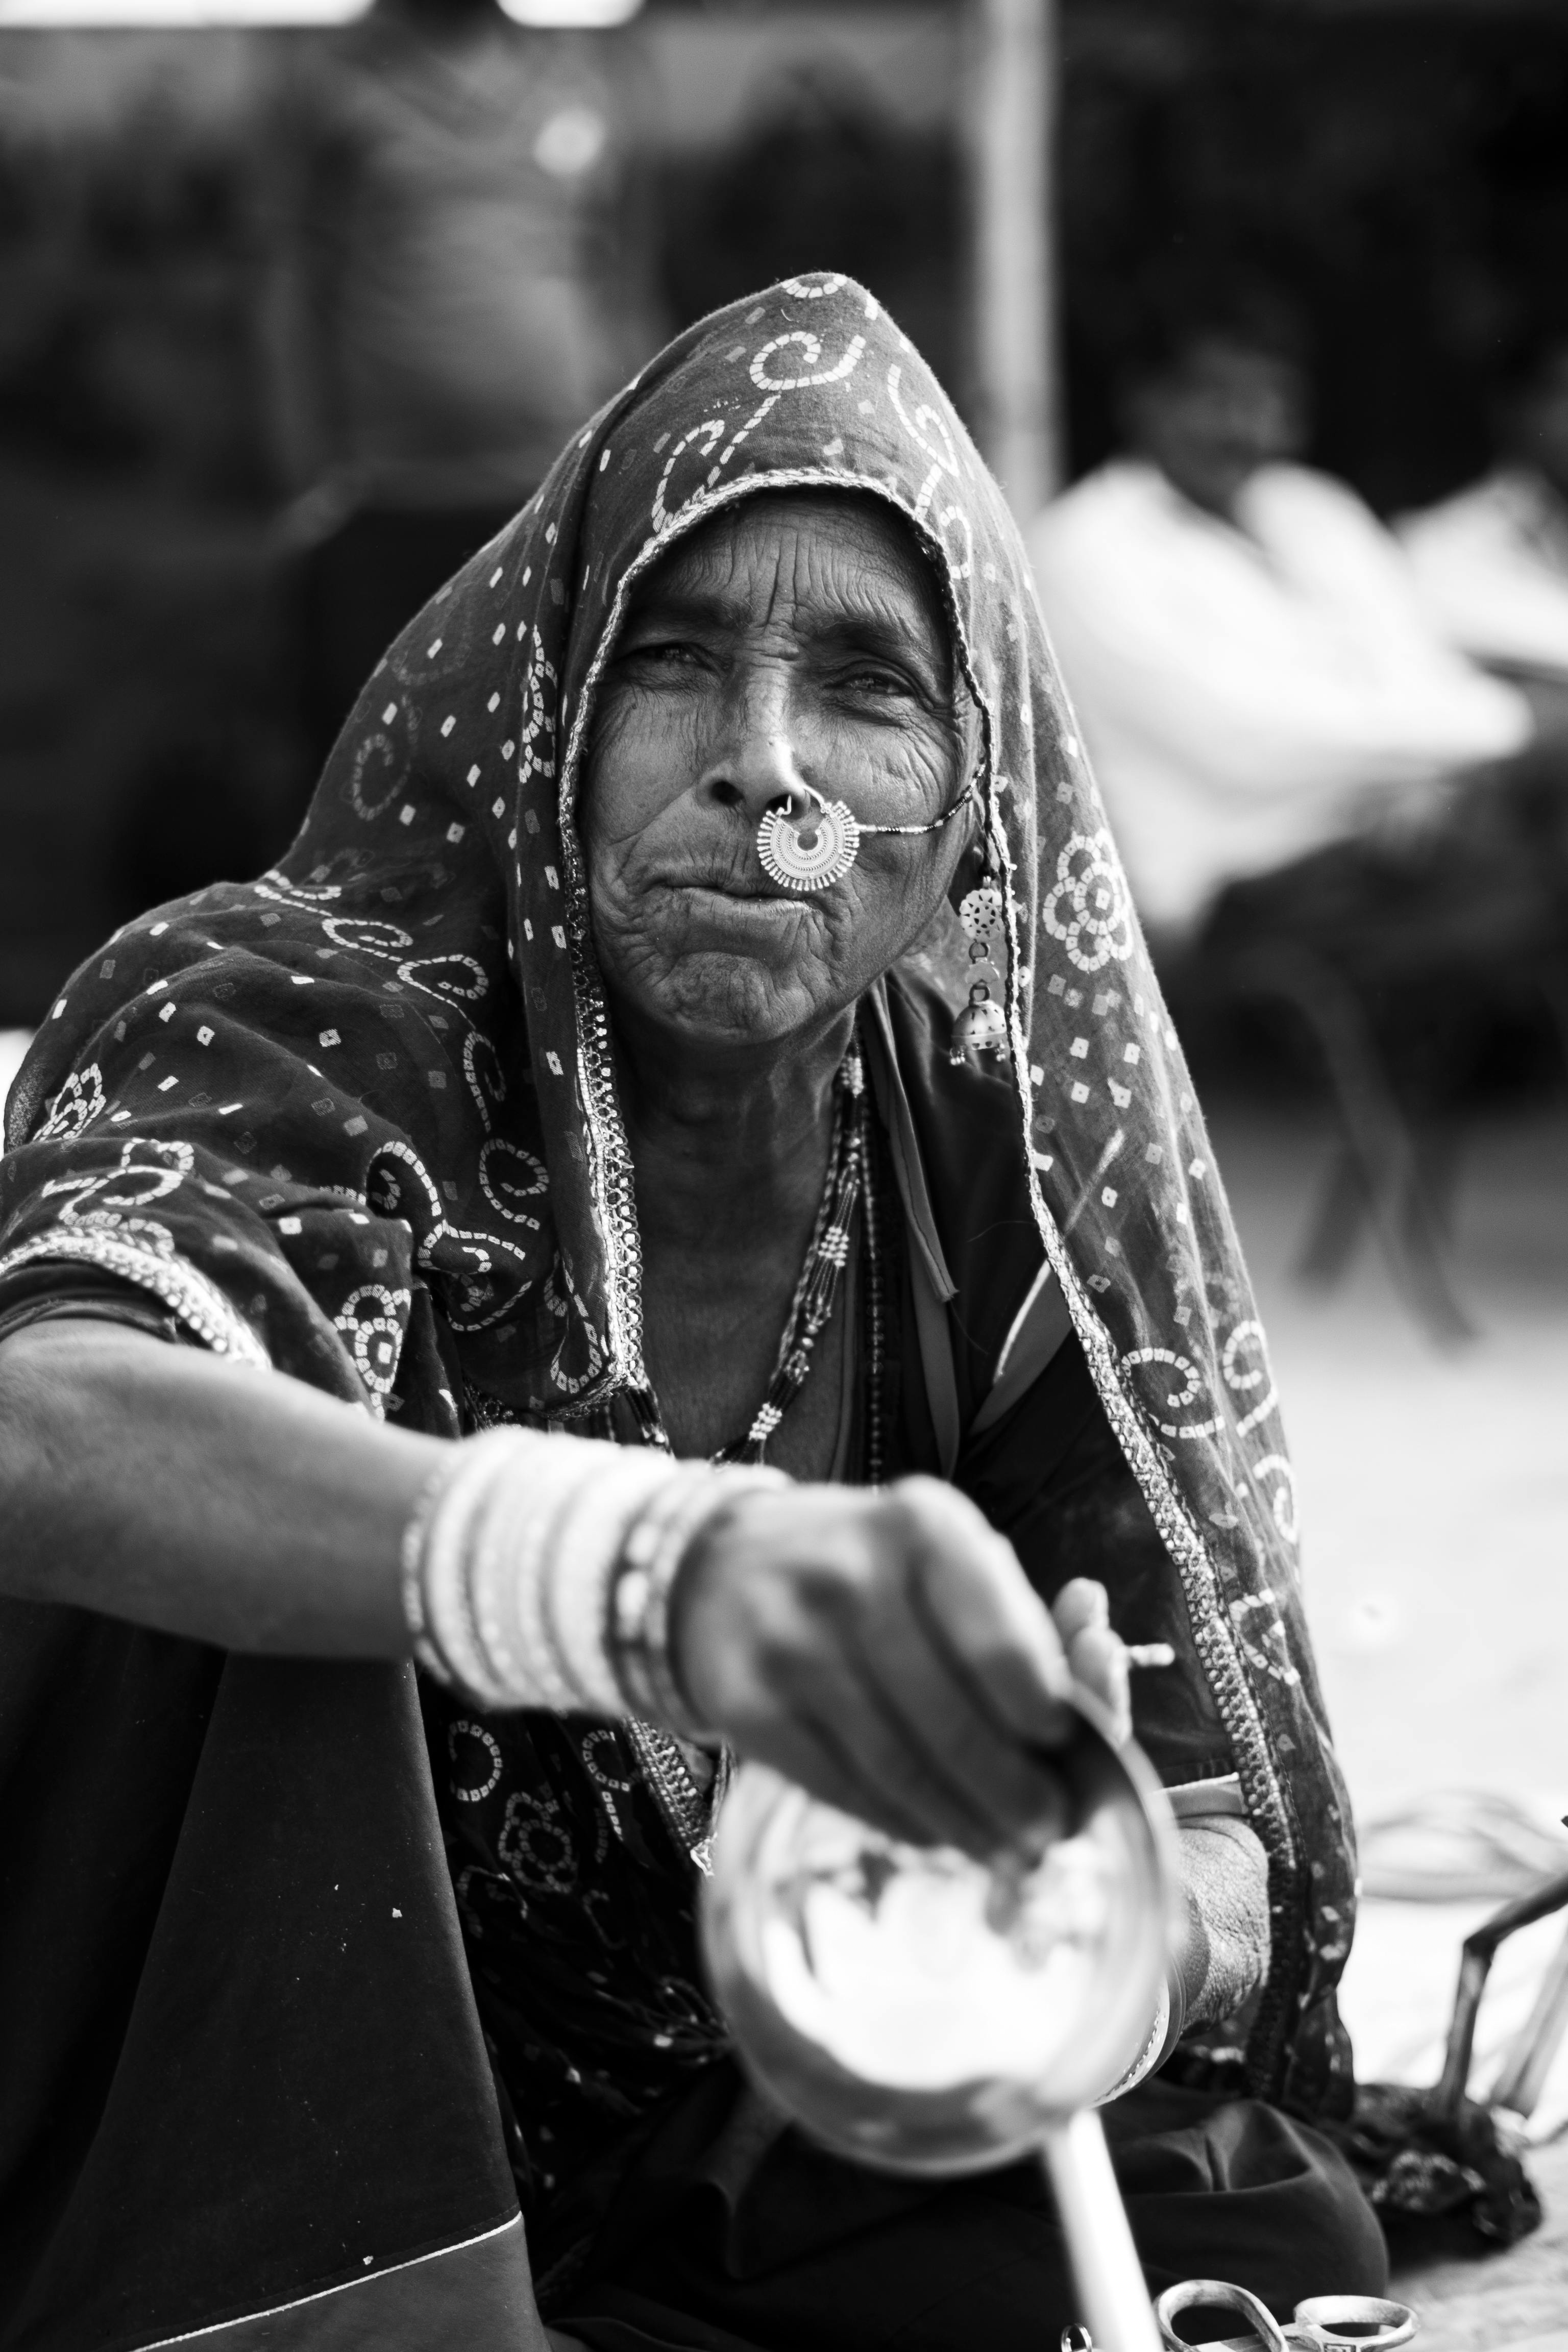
[950,862,1011,1069]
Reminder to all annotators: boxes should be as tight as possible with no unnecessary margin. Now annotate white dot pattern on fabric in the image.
[0,271,1341,2118]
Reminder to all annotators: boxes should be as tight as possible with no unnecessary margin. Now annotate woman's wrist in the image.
[607,1465,786,1737]
[1094,1963,1186,2106]
[400,1429,784,1728]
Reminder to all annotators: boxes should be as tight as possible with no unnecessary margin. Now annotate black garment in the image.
[425,1330,1235,2270]
[421,998,1238,2268]
[1204,818,1558,995]
[0,1625,528,2351]
[0,978,1367,2348]
[544,2065,1387,2352]
[0,1056,1363,2349]
[0,978,1366,2347]
[1192,770,1568,1106]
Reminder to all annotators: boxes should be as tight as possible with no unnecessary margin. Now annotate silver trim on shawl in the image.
[0,1229,270,1368]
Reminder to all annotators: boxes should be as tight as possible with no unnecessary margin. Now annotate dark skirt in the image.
[548,2061,1388,2352]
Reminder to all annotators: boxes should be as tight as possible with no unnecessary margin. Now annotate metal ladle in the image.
[701,1697,1178,2352]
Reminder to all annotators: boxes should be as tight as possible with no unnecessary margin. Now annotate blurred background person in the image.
[263,0,661,776]
[1400,335,1568,690]
[1027,286,1533,955]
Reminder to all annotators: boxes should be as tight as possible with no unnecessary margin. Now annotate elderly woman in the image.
[0,278,1380,2351]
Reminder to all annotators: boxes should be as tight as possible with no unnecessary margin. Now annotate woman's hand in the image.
[670,1475,1129,1859]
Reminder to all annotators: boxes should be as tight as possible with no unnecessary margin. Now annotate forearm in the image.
[0,1319,443,1656]
[1172,1816,1271,2033]
[0,1326,1164,1863]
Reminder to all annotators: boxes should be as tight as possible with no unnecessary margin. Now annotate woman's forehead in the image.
[625,488,950,643]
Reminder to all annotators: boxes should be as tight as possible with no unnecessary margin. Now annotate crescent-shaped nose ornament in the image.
[756,783,863,891]
[754,769,981,893]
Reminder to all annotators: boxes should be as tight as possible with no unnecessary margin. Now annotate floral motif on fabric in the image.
[0,274,1356,2119]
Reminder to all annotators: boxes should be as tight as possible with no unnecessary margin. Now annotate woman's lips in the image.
[664,876,806,908]
[663,879,812,930]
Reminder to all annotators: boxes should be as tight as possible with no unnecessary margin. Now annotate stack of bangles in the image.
[400,1427,787,1735]
[400,1428,1190,2103]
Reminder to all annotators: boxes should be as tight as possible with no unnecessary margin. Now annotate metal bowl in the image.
[701,1699,1179,2176]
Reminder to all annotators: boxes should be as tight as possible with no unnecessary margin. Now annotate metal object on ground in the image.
[1434,1866,1568,2120]
[1156,2279,1418,2352]
[702,1698,1177,2351]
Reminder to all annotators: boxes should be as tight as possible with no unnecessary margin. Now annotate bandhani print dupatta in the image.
[0,273,1354,2119]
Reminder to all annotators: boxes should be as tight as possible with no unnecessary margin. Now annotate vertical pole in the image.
[971,0,1057,520]
[1039,2112,1162,2352]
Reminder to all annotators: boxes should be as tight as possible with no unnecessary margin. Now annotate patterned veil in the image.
[1,272,1353,2120]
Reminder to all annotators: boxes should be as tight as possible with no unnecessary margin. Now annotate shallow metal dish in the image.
[702,1697,1179,2176]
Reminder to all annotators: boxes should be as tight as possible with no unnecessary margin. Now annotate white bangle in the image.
[405,1430,522,1704]
[470,1433,595,1711]
[399,1427,781,1728]
[405,1427,680,1713]
[609,1462,788,1735]
[542,1447,680,1712]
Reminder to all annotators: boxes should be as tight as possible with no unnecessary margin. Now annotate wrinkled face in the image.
[580,492,972,1057]
[1126,338,1306,519]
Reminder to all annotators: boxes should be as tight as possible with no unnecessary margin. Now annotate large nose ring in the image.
[756,782,862,892]
[754,769,982,893]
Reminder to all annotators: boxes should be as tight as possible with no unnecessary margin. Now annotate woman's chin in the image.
[639,949,840,1054]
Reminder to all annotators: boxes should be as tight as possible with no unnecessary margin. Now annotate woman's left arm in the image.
[961,1340,1274,2057]
[1049,1578,1272,2051]
[1172,1815,1272,2036]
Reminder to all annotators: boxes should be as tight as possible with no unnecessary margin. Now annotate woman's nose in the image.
[694,712,811,824]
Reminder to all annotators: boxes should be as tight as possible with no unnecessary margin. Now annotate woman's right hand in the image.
[669,1476,1127,1860]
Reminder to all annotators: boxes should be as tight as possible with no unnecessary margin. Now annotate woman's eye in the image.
[617,641,707,681]
[839,665,918,701]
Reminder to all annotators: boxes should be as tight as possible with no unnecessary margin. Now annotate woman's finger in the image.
[741,1705,940,1850]
[1064,1621,1131,1745]
[1051,1577,1110,1648]
[1051,1581,1131,1737]
[846,1579,1070,1852]
[888,1479,1076,1750]
[789,1675,981,1849]
[813,1653,1007,1853]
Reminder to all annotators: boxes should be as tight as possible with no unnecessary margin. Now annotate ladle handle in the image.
[1040,2111,1162,2352]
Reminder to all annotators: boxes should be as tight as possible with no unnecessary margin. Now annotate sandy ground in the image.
[1213,1102,1568,2350]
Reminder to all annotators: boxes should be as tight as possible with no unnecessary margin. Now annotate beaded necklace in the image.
[628,1038,878,1474]
[624,1036,889,1865]
[470,1037,890,1868]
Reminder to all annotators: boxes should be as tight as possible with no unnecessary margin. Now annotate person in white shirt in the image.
[1027,310,1534,951]
[1399,340,1568,686]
